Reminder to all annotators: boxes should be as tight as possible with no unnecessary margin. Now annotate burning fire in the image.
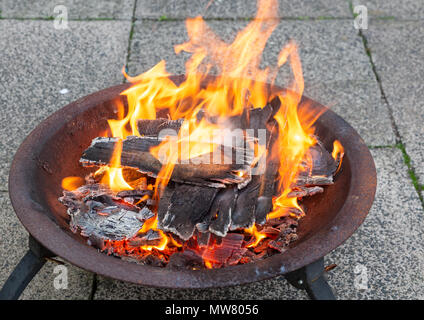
[62,0,344,267]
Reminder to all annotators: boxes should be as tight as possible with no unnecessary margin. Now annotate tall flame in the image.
[62,0,336,258]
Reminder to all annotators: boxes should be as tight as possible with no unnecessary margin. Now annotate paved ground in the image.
[0,0,423,300]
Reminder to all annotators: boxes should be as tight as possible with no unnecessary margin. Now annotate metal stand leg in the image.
[284,257,336,300]
[0,236,54,300]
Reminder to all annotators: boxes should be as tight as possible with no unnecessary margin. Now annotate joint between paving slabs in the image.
[348,1,424,209]
[89,273,98,300]
[123,0,138,83]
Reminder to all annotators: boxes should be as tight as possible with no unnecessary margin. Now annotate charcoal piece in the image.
[253,238,271,254]
[201,233,244,266]
[197,231,211,248]
[260,227,280,236]
[116,189,153,198]
[208,187,237,237]
[143,254,166,267]
[266,216,298,230]
[287,186,324,198]
[166,249,204,270]
[70,207,145,241]
[138,206,155,221]
[255,120,279,225]
[268,240,287,253]
[80,136,252,188]
[295,140,338,187]
[227,247,248,265]
[245,249,267,261]
[129,229,162,247]
[157,184,218,240]
[90,194,140,212]
[230,176,261,230]
[137,118,184,136]
[295,174,333,186]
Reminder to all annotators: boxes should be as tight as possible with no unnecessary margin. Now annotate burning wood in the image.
[81,135,253,188]
[157,183,218,240]
[58,0,346,270]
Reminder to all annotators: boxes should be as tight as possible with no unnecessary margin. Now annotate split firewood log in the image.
[80,136,253,188]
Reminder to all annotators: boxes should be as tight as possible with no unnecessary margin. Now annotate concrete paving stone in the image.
[326,148,424,299]
[0,192,93,299]
[352,0,424,20]
[0,20,131,190]
[128,19,395,146]
[0,0,135,19]
[94,274,307,299]
[135,0,351,19]
[364,20,424,181]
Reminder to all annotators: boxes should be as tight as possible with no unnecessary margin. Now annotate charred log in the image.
[208,186,238,237]
[230,175,261,230]
[80,136,253,188]
[255,120,280,225]
[157,183,218,241]
[166,249,204,270]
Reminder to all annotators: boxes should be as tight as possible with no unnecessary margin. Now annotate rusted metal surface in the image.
[8,76,377,289]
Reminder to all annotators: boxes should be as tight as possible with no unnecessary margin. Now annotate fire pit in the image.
[0,0,376,300]
[0,77,376,300]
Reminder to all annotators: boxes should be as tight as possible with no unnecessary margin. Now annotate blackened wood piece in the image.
[157,184,218,241]
[128,230,162,247]
[80,136,251,188]
[137,118,184,136]
[197,231,211,248]
[208,187,237,237]
[139,105,273,136]
[116,189,152,198]
[201,233,245,265]
[287,186,324,198]
[230,175,261,230]
[295,140,337,187]
[255,120,279,225]
[166,249,204,270]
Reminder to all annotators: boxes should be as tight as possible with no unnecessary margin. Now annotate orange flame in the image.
[61,176,84,191]
[62,0,342,261]
[332,140,344,173]
[245,225,267,247]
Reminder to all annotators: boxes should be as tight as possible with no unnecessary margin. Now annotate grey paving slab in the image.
[135,0,351,19]
[0,192,93,299]
[352,0,424,19]
[327,148,424,299]
[0,20,131,190]
[128,19,395,146]
[94,274,307,299]
[364,20,424,182]
[0,0,135,19]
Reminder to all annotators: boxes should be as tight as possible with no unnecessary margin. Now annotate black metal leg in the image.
[284,257,336,300]
[0,236,54,300]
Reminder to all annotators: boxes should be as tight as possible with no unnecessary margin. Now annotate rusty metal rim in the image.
[8,82,376,289]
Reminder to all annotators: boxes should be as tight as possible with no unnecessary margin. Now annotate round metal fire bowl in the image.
[8,76,376,289]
